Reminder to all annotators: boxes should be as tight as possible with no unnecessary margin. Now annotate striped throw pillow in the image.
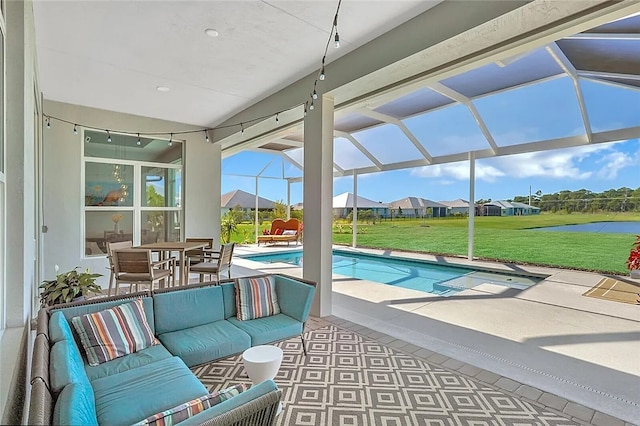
[235,276,281,321]
[71,298,157,366]
[133,384,249,426]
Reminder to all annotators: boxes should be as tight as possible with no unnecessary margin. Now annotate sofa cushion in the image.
[85,343,173,381]
[50,339,90,394]
[235,276,281,320]
[71,298,158,366]
[158,320,251,367]
[220,282,236,319]
[54,296,156,334]
[92,356,207,426]
[132,383,248,426]
[178,380,279,426]
[227,313,302,346]
[49,311,74,344]
[275,275,315,322]
[52,382,98,426]
[154,285,224,334]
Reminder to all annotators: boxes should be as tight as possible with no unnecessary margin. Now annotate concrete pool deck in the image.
[231,244,640,424]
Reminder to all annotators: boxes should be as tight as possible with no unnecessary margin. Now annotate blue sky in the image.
[222,77,640,205]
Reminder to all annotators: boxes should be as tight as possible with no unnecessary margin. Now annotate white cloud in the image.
[408,141,638,182]
[484,148,597,180]
[411,162,505,182]
[596,145,640,179]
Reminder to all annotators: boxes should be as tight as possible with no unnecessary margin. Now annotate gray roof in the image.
[439,199,471,208]
[221,189,276,209]
[388,197,447,209]
[485,200,540,210]
[333,192,388,209]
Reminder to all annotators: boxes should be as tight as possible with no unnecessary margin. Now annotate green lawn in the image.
[232,213,640,274]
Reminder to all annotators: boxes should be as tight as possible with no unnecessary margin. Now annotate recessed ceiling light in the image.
[204,28,219,38]
[156,86,170,92]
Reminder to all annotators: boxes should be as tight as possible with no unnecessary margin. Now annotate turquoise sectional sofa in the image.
[28,274,316,426]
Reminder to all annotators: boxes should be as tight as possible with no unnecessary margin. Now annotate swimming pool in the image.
[241,250,542,296]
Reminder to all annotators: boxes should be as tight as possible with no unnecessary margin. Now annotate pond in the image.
[532,221,640,234]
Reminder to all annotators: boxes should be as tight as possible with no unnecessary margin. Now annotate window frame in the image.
[81,129,183,258]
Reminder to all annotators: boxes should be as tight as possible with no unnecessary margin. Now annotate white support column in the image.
[211,143,222,246]
[352,173,358,248]
[303,95,334,317]
[254,177,259,243]
[286,180,291,220]
[468,152,475,260]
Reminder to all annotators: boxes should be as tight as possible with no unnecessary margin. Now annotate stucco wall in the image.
[42,100,221,288]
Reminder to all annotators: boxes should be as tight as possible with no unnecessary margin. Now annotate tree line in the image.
[504,186,640,213]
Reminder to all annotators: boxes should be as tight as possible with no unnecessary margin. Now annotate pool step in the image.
[435,272,537,293]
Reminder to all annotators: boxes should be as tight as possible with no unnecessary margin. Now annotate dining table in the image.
[136,240,209,286]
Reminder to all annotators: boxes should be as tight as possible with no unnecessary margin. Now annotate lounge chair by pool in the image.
[257,218,301,246]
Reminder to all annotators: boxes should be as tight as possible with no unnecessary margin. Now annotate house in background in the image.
[221,189,276,216]
[439,199,477,216]
[481,200,541,216]
[481,203,503,216]
[388,197,448,218]
[332,192,389,219]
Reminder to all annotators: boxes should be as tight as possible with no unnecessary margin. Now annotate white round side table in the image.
[242,345,284,384]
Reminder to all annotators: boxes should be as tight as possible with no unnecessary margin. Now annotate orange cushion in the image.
[274,228,283,235]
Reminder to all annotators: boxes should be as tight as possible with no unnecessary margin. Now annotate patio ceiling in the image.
[230,13,640,179]
[32,0,442,127]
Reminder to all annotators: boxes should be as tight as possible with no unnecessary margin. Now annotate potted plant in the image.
[39,265,103,307]
[627,235,640,279]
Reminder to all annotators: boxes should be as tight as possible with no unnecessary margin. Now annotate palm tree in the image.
[220,211,238,243]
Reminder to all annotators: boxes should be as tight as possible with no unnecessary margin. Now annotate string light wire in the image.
[309,0,342,105]
[43,101,301,142]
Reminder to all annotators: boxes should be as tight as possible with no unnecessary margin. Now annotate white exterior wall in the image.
[5,0,39,328]
[1,0,40,422]
[42,100,221,288]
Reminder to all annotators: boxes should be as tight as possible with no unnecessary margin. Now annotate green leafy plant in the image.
[627,235,640,271]
[39,267,103,307]
[221,211,239,244]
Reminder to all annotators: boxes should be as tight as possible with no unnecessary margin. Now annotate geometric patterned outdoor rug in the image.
[192,325,578,425]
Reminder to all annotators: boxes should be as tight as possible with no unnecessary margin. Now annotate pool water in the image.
[242,250,541,296]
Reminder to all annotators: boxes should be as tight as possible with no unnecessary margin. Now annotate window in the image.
[83,130,183,257]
